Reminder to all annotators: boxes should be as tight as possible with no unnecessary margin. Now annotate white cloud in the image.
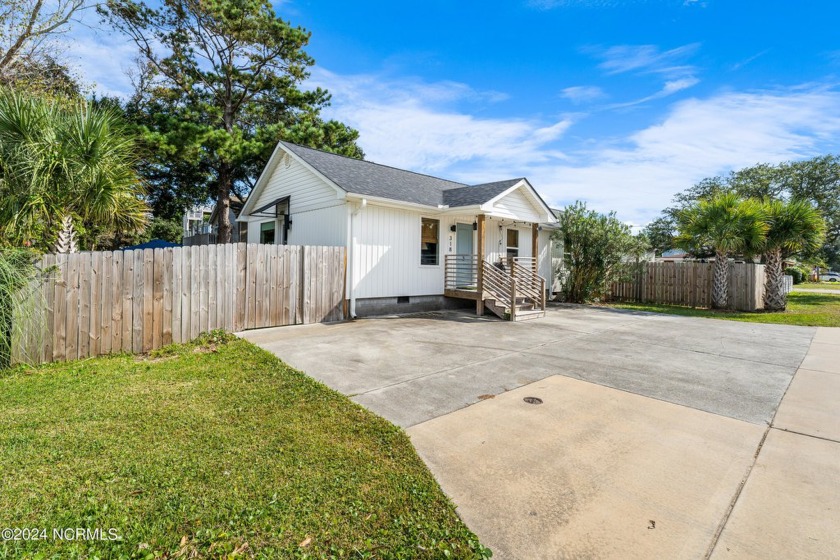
[607,76,700,109]
[312,70,840,226]
[533,86,840,224]
[529,0,696,7]
[310,68,572,173]
[61,9,139,98]
[560,85,606,104]
[591,43,700,78]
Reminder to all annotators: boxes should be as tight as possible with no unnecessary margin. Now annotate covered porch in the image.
[443,214,548,321]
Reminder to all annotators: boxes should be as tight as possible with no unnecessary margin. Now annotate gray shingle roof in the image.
[280,141,522,208]
[442,179,523,207]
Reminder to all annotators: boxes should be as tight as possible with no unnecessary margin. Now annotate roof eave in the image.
[345,192,451,213]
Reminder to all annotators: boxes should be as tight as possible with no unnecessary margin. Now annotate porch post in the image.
[476,214,486,316]
[531,223,539,274]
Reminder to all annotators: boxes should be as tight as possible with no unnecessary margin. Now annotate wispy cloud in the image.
[584,43,702,107]
[560,85,607,104]
[312,70,840,227]
[590,43,700,78]
[529,0,707,8]
[535,86,840,224]
[606,76,700,109]
[309,69,572,173]
[730,49,770,71]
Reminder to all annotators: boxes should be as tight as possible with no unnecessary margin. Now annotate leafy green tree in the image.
[103,0,363,240]
[0,55,83,99]
[677,193,767,309]
[146,216,184,244]
[669,156,840,270]
[761,199,825,311]
[0,89,147,251]
[556,201,642,303]
[641,215,677,257]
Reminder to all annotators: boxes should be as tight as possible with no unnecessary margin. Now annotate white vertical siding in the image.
[488,188,542,223]
[288,205,347,246]
[245,204,347,247]
[483,217,533,263]
[539,229,553,284]
[240,150,348,247]
[250,154,342,213]
[353,205,449,298]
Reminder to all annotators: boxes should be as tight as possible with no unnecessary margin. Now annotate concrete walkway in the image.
[709,327,840,559]
[408,326,840,559]
[241,307,837,558]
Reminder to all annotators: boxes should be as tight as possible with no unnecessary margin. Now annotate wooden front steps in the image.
[483,298,546,322]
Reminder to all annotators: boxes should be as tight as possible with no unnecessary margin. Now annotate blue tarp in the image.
[122,239,180,250]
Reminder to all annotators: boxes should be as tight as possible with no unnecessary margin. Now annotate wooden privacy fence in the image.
[608,261,765,311]
[12,243,346,365]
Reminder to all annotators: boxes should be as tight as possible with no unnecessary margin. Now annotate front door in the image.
[455,223,475,288]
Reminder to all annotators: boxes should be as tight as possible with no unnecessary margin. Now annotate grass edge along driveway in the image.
[0,332,491,559]
[603,291,840,327]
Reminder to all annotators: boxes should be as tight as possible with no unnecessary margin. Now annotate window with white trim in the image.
[506,229,519,258]
[421,218,439,265]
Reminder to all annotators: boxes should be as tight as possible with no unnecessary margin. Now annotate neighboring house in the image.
[237,141,559,319]
[658,248,689,261]
[182,197,246,246]
[182,204,213,239]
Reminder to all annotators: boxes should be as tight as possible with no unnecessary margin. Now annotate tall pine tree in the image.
[104,0,363,240]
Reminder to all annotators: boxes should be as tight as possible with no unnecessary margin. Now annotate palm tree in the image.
[762,199,825,311]
[678,193,767,309]
[0,89,147,250]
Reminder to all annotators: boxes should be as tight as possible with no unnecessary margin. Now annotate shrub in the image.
[557,201,647,303]
[0,248,41,369]
[787,266,806,284]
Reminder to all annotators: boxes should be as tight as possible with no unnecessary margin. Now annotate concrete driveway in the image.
[241,305,840,559]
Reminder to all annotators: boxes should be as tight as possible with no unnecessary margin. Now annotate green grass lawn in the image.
[0,333,491,559]
[796,282,840,290]
[604,292,840,327]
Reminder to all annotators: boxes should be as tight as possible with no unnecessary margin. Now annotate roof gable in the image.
[483,184,546,223]
[242,141,556,222]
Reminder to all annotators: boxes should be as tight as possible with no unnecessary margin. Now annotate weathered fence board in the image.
[13,243,346,366]
[609,261,765,311]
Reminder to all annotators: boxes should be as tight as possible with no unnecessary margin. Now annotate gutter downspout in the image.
[348,198,367,318]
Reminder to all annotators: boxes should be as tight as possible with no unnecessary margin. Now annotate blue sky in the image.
[69,0,840,227]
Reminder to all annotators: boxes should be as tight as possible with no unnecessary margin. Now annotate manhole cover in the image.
[523,397,543,405]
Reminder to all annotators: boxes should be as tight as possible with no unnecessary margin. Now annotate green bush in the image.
[0,248,40,369]
[787,266,806,284]
[557,201,648,303]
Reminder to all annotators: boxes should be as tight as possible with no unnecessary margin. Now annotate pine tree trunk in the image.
[216,164,233,244]
[763,248,787,311]
[712,250,729,309]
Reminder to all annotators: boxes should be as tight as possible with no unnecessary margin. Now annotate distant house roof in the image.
[278,142,548,212]
[661,248,689,258]
[123,239,179,251]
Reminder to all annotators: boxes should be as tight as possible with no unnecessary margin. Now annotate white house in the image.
[238,141,559,319]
